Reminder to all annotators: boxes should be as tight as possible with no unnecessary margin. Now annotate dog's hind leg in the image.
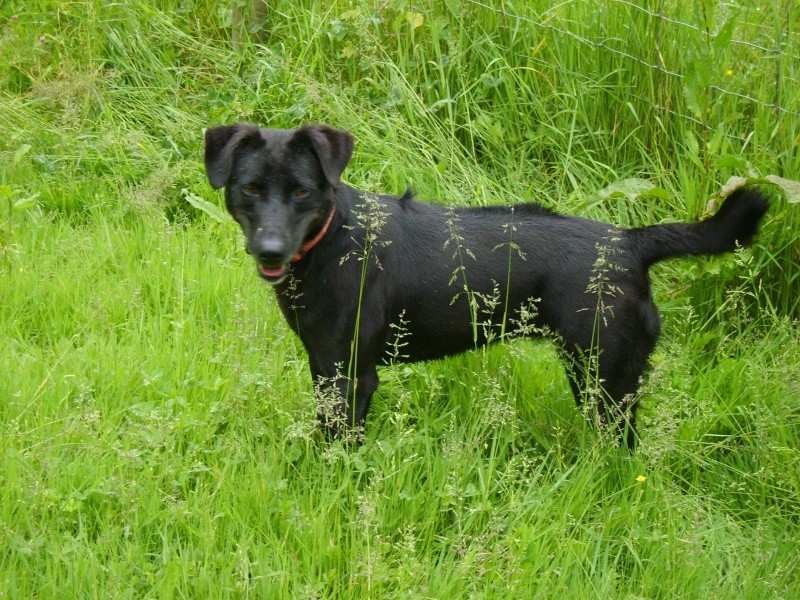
[597,358,647,450]
[562,326,655,449]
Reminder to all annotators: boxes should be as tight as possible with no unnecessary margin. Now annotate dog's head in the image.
[204,124,354,284]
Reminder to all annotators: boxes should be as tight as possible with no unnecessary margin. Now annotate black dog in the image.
[204,123,768,447]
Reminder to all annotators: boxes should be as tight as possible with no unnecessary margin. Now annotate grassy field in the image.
[1,0,799,597]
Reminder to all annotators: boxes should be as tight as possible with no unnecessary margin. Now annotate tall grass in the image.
[1,1,798,597]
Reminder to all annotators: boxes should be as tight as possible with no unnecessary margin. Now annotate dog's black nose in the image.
[250,238,286,265]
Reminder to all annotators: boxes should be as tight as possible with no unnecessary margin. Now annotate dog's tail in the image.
[629,188,769,268]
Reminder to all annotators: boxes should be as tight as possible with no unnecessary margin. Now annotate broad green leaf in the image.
[685,131,700,157]
[13,193,40,210]
[708,122,726,156]
[718,176,748,198]
[716,154,748,171]
[638,186,671,201]
[765,175,800,204]
[181,188,231,222]
[719,175,800,204]
[406,12,424,30]
[683,81,702,120]
[14,144,31,164]
[592,178,661,202]
[713,17,736,52]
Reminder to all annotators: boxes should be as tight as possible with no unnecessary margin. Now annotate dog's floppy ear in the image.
[204,124,261,189]
[290,125,354,187]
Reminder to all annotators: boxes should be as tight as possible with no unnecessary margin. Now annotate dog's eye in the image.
[241,184,259,197]
[293,187,311,199]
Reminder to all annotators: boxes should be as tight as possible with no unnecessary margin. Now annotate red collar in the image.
[291,202,336,263]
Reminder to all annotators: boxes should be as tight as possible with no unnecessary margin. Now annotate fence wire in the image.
[465,0,800,123]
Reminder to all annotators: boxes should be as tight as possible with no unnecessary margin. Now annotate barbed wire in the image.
[521,51,717,137]
[465,0,800,120]
[610,0,800,61]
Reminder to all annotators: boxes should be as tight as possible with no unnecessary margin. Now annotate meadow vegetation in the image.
[1,0,798,597]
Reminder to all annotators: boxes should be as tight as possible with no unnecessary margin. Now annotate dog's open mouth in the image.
[257,263,288,283]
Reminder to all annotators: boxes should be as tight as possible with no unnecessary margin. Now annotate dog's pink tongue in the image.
[259,264,286,278]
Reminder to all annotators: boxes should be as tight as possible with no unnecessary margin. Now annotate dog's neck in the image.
[291,198,337,263]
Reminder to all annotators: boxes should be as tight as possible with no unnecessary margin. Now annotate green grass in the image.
[1,0,799,597]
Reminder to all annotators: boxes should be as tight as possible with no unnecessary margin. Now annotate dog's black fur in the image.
[204,123,768,448]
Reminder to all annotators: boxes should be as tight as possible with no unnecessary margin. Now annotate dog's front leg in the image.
[311,363,379,442]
